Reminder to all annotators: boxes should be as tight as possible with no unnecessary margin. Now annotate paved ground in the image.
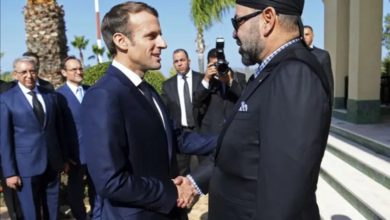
[0,195,210,220]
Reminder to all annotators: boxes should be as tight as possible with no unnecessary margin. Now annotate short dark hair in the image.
[101,1,158,57]
[207,48,217,63]
[173,49,189,59]
[303,25,313,32]
[61,56,81,70]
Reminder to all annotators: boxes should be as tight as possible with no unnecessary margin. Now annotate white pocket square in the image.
[238,101,248,112]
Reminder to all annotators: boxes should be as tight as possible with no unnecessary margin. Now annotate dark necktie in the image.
[182,75,194,127]
[28,91,45,127]
[138,81,159,113]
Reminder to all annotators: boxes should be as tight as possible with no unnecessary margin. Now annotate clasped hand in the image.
[173,176,198,208]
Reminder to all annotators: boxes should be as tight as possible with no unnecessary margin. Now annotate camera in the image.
[215,37,230,77]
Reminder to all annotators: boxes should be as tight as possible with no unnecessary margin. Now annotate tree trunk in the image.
[24,1,68,87]
[196,30,205,73]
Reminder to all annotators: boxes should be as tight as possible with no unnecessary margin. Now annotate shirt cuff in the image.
[186,174,204,196]
[201,79,209,89]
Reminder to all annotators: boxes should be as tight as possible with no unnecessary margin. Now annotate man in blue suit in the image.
[80,2,216,219]
[57,56,98,220]
[0,56,68,220]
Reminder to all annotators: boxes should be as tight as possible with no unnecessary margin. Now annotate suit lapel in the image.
[172,75,180,106]
[15,86,37,122]
[63,84,80,105]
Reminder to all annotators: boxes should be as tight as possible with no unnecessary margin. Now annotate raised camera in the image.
[215,37,229,77]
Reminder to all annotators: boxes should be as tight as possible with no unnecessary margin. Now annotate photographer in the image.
[193,48,246,136]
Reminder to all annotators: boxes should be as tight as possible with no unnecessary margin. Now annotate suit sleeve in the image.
[176,131,217,155]
[0,96,18,178]
[160,81,170,107]
[192,80,211,109]
[81,88,177,214]
[225,71,246,102]
[55,93,73,162]
[189,151,216,193]
[255,62,330,219]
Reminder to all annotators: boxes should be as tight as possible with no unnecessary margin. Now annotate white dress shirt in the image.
[177,70,193,127]
[112,60,166,128]
[18,82,46,113]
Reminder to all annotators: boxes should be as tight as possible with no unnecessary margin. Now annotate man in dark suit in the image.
[183,0,332,219]
[80,2,215,219]
[57,56,97,220]
[193,48,246,136]
[0,56,68,220]
[0,80,23,220]
[161,49,204,175]
[304,25,334,99]
[22,51,55,91]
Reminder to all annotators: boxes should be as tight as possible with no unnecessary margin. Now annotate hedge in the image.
[83,62,166,94]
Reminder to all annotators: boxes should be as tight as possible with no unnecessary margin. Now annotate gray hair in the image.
[13,56,37,70]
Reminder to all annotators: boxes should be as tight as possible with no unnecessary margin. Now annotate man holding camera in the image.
[193,48,246,136]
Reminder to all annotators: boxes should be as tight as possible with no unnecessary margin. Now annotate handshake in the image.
[173,176,199,209]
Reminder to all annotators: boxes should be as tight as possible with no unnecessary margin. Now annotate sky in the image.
[1,0,389,77]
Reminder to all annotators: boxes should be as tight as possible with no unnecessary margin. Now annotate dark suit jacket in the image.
[0,80,14,93]
[80,65,215,220]
[38,78,55,91]
[161,71,203,129]
[193,71,246,135]
[192,41,332,220]
[311,46,334,99]
[57,84,89,164]
[0,85,67,178]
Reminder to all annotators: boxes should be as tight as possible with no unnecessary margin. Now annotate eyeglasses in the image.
[15,70,37,75]
[231,10,262,31]
[66,67,83,72]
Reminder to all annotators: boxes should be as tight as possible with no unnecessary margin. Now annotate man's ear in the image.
[12,71,17,80]
[261,7,277,37]
[60,69,67,78]
[112,33,129,52]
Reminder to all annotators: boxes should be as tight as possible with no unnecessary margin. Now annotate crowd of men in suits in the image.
[0,54,98,220]
[0,0,334,219]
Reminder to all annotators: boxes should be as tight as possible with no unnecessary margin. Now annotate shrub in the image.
[83,62,166,94]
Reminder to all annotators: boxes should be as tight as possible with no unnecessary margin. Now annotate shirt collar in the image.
[66,81,82,94]
[178,69,193,80]
[18,82,38,94]
[255,38,301,78]
[112,59,143,87]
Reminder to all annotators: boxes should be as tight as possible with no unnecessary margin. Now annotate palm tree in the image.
[71,36,89,66]
[92,44,105,64]
[24,0,68,86]
[191,0,235,73]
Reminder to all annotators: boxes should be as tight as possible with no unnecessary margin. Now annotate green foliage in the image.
[0,72,13,81]
[83,62,110,85]
[383,13,390,56]
[71,36,89,65]
[191,0,235,31]
[83,62,166,93]
[144,70,166,94]
[382,57,390,76]
[71,36,89,50]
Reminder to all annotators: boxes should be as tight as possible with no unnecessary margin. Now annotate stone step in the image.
[320,151,390,219]
[330,125,390,158]
[327,134,390,189]
[317,176,366,220]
